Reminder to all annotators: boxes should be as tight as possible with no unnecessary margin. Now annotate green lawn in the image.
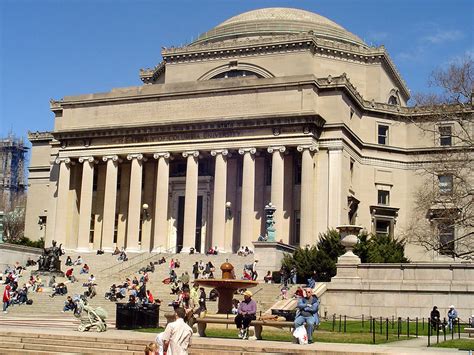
[136,326,413,345]
[432,338,474,350]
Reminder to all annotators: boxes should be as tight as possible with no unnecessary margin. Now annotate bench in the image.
[195,317,294,340]
[464,328,474,337]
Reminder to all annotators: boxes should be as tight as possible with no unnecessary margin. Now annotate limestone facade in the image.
[24,8,473,260]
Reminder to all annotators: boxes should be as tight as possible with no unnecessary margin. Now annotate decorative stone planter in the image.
[332,225,363,280]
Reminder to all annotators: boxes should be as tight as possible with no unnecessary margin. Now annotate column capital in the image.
[238,147,256,155]
[210,149,229,157]
[127,153,147,162]
[182,150,199,158]
[78,156,97,164]
[297,144,318,153]
[54,157,72,165]
[267,146,286,154]
[153,152,171,159]
[102,155,121,163]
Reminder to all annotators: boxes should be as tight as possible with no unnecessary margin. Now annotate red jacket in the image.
[3,285,11,303]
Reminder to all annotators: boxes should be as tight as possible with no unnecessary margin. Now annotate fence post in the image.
[372,317,376,344]
[422,317,425,330]
[436,320,440,344]
[332,313,336,332]
[451,319,454,340]
[443,318,446,342]
[407,317,410,338]
[362,314,364,329]
[392,315,394,329]
[370,316,372,332]
[344,315,347,333]
[416,317,418,338]
[339,314,342,332]
[397,317,400,339]
[427,318,431,347]
[386,318,389,341]
[457,318,461,339]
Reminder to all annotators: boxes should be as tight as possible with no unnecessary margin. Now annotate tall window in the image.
[378,190,390,205]
[439,126,452,146]
[292,210,301,246]
[375,219,391,237]
[378,125,389,145]
[265,156,272,186]
[294,154,302,185]
[438,174,453,194]
[438,222,455,256]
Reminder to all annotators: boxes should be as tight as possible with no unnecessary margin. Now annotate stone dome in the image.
[192,7,366,47]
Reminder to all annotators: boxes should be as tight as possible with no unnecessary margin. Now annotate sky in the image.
[0,0,473,144]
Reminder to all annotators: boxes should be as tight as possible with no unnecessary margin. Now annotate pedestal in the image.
[253,241,296,281]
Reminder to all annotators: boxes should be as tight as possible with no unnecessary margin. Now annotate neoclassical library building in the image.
[25,8,468,260]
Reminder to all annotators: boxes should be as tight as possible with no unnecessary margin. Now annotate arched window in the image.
[388,95,398,105]
[210,70,263,80]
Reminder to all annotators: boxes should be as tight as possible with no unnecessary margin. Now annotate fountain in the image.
[196,261,258,314]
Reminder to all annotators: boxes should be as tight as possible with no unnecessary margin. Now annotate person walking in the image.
[157,307,193,355]
[294,288,319,344]
[3,285,11,313]
[192,262,199,280]
[234,290,257,340]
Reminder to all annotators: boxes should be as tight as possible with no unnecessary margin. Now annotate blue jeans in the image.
[3,301,9,312]
[294,315,316,342]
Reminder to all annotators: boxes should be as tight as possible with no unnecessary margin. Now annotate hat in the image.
[243,290,253,297]
[449,305,455,308]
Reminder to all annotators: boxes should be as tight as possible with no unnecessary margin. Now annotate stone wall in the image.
[321,263,474,320]
[0,243,42,271]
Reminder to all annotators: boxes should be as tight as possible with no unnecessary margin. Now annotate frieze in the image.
[110,130,242,145]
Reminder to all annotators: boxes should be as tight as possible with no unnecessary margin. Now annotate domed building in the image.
[24,8,465,262]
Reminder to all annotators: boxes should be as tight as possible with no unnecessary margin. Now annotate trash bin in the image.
[115,303,159,329]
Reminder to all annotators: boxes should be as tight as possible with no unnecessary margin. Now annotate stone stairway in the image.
[7,252,283,322]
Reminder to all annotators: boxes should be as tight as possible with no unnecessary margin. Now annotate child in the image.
[280,285,288,300]
[144,342,158,355]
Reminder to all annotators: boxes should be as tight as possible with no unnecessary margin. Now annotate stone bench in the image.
[195,317,294,340]
[464,327,474,337]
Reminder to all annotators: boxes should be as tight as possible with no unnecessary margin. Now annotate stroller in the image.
[74,296,108,332]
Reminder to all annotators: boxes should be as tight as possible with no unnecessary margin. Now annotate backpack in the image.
[26,299,33,305]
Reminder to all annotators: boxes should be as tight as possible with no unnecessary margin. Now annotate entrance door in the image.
[176,195,204,253]
[195,196,203,252]
[176,196,185,253]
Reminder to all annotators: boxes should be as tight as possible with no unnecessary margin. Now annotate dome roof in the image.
[193,8,366,47]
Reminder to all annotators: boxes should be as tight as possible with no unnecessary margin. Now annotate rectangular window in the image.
[113,214,118,243]
[294,154,302,185]
[265,156,272,186]
[438,223,455,256]
[377,190,390,205]
[293,210,301,246]
[89,214,95,243]
[439,126,452,146]
[375,219,391,237]
[350,158,355,182]
[438,174,453,194]
[378,125,389,145]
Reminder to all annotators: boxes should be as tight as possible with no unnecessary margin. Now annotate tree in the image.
[282,230,409,282]
[406,55,473,259]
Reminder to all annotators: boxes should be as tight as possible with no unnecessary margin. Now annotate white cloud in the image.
[423,30,464,44]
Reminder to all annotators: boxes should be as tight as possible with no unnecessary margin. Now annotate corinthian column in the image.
[267,146,286,242]
[182,151,199,253]
[297,145,317,247]
[53,158,72,247]
[238,148,256,249]
[101,155,120,252]
[126,154,145,252]
[211,149,228,252]
[77,157,97,252]
[153,152,170,252]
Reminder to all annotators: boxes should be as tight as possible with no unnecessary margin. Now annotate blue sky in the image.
[1,0,472,142]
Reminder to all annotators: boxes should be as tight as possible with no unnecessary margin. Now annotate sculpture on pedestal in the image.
[38,240,63,273]
[264,203,276,242]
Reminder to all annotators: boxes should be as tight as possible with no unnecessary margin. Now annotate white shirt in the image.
[161,318,193,355]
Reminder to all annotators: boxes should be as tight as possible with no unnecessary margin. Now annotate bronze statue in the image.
[38,240,63,273]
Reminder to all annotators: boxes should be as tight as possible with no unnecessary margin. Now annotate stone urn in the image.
[336,225,363,264]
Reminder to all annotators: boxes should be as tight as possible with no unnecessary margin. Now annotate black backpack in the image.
[26,299,33,305]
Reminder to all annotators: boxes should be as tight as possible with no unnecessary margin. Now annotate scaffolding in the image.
[0,134,28,211]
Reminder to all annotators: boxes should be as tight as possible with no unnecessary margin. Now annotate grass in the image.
[432,338,474,350]
[136,325,413,345]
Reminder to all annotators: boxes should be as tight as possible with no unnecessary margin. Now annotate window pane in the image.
[439,126,452,146]
[439,223,455,255]
[378,125,388,145]
[375,220,390,236]
[377,190,390,205]
[438,175,453,194]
